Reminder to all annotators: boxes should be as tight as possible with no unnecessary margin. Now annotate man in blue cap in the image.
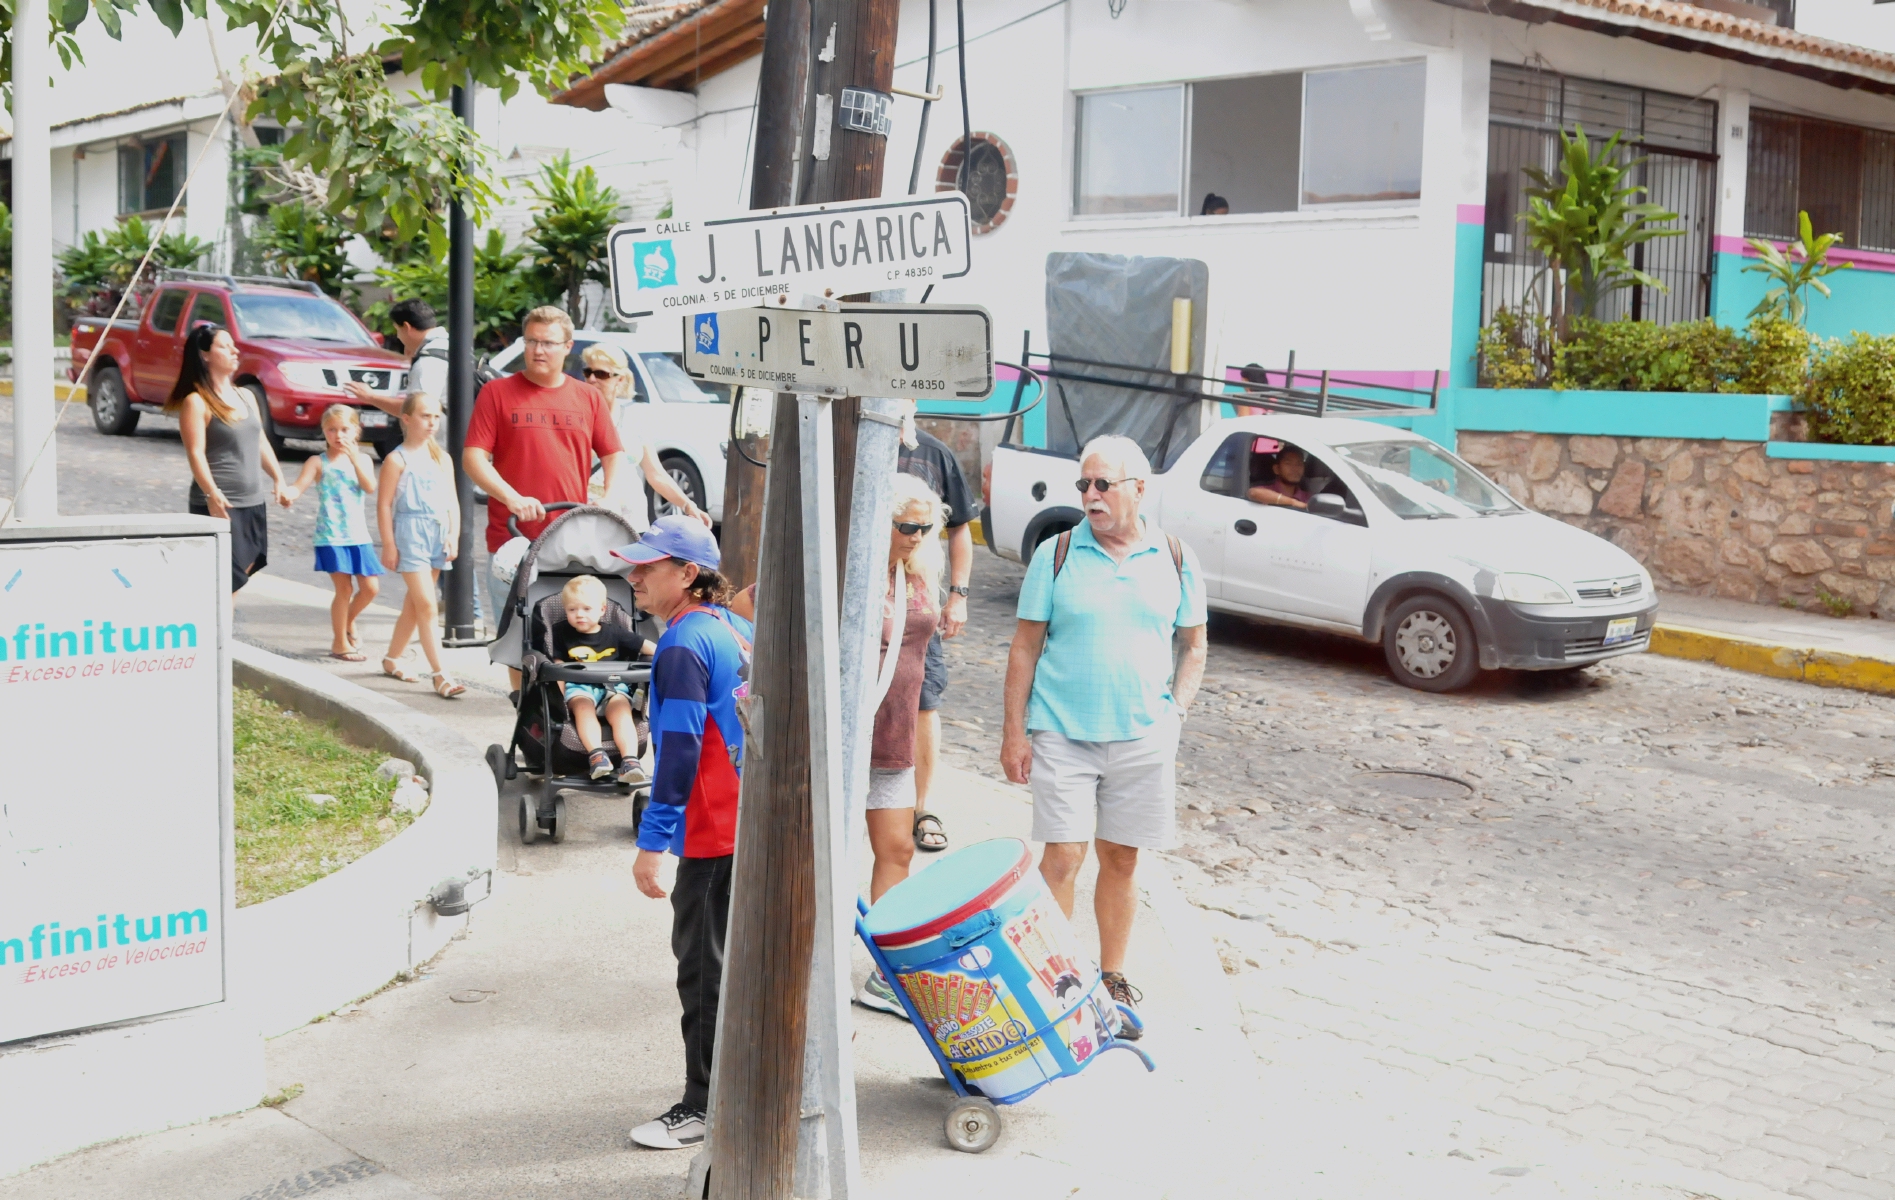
[613,514,755,1151]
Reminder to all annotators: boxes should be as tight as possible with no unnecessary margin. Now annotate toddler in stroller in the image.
[485,503,657,844]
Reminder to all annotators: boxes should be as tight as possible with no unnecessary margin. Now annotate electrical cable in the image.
[895,0,1066,69]
[1,0,298,527]
[954,0,972,195]
[914,361,1045,422]
[905,0,938,196]
[729,385,769,468]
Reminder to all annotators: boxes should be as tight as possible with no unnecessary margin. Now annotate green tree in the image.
[1743,210,1852,326]
[523,153,623,324]
[4,1,627,253]
[56,217,212,315]
[1520,127,1683,337]
[248,202,357,298]
[364,231,535,352]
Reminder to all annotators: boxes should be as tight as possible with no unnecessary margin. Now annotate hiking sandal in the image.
[913,811,949,853]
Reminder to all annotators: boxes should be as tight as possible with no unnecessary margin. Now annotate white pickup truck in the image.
[982,413,1657,692]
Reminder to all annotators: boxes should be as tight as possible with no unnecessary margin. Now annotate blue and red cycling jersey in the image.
[635,605,753,859]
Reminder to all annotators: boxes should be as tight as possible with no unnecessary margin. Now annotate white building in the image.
[554,0,1895,393]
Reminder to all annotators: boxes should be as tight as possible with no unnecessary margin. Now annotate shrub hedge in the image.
[1806,333,1895,446]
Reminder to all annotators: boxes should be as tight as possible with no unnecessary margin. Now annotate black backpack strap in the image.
[1052,529,1074,579]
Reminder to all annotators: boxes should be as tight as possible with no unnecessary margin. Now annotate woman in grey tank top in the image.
[166,324,289,591]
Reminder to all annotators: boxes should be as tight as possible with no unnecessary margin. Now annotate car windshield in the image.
[229,292,374,344]
[1333,439,1518,519]
[640,352,722,403]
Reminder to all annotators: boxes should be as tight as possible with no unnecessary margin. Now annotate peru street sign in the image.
[607,193,972,320]
[682,304,992,401]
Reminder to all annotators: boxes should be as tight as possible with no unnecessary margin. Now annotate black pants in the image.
[672,854,733,1111]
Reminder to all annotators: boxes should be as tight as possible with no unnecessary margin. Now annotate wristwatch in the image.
[948,585,970,596]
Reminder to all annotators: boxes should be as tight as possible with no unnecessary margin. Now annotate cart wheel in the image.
[547,793,567,843]
[517,795,538,845]
[485,744,508,793]
[944,1097,1001,1154]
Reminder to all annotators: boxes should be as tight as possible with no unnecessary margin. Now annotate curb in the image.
[1649,623,1895,696]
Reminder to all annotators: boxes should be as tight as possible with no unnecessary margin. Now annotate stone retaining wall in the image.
[1456,429,1895,617]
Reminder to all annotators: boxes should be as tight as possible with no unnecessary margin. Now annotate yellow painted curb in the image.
[1650,623,1895,696]
[0,380,87,401]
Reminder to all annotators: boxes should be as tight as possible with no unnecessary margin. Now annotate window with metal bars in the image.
[1745,110,1895,252]
[1483,63,1717,327]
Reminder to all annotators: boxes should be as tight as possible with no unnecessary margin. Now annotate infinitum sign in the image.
[0,528,228,1042]
[606,192,973,320]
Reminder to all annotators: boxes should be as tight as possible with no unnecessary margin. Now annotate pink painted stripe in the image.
[1716,234,1895,274]
[1457,203,1486,225]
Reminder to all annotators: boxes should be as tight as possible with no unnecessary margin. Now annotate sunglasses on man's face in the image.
[893,521,935,536]
[1075,477,1136,494]
[583,368,620,380]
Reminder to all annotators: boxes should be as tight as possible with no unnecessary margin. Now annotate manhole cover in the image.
[1351,770,1474,800]
[449,990,494,1004]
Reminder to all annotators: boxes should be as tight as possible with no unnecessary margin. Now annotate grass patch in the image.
[234,686,416,906]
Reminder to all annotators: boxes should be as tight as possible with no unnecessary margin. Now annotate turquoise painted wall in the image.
[1711,251,1895,339]
[1450,218,1486,388]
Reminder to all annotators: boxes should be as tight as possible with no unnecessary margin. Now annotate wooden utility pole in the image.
[718,0,811,591]
[707,3,904,1198]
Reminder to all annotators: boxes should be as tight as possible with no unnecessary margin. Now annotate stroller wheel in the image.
[632,789,650,834]
[518,795,538,845]
[944,1097,1001,1154]
[547,793,567,843]
[485,744,509,792]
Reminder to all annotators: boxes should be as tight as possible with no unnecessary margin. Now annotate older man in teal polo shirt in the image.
[1001,434,1208,1037]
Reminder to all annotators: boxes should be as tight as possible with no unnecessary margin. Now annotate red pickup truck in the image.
[69,270,412,452]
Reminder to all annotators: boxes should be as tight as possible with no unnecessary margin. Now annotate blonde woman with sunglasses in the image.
[580,344,711,531]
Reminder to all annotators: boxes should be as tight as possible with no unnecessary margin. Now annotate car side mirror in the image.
[1309,493,1346,517]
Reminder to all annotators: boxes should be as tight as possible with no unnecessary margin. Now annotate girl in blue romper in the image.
[377,392,466,698]
[284,403,383,660]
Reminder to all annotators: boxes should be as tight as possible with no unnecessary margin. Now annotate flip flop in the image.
[328,650,368,662]
[381,656,420,683]
[913,811,949,853]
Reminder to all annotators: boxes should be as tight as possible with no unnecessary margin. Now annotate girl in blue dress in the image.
[284,403,383,660]
[377,392,466,698]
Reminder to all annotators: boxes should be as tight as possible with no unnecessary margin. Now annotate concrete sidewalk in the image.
[1,574,1263,1200]
[1652,591,1895,695]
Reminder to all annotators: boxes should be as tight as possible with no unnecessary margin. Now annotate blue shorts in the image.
[314,543,385,577]
[566,681,633,710]
[392,515,449,572]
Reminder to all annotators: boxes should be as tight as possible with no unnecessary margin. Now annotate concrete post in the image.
[10,0,56,523]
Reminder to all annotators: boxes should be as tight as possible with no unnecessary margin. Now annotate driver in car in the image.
[1247,444,1313,510]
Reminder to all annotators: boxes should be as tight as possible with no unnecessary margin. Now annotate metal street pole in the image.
[443,78,479,642]
[10,0,56,523]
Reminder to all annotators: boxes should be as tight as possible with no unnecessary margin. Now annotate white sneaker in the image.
[854,969,906,1016]
[629,1102,706,1150]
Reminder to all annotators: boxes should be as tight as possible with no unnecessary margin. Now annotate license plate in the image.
[360,408,390,428]
[1603,616,1639,646]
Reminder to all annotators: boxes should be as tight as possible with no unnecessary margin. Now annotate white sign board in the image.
[0,533,226,1041]
[607,193,973,320]
[683,304,993,400]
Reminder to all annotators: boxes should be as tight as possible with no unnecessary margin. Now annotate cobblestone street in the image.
[935,552,1895,1198]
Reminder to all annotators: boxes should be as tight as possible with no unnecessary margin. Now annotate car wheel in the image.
[246,385,291,457]
[649,453,706,519]
[1383,594,1480,693]
[89,365,139,435]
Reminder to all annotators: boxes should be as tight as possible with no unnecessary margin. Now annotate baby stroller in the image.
[484,503,657,844]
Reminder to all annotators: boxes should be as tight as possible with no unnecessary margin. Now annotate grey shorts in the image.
[1029,706,1182,850]
[919,631,947,711]
[866,767,916,810]
[392,514,448,572]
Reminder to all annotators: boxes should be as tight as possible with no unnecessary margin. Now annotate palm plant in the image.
[1743,211,1852,326]
[1520,126,1682,337]
[249,202,359,298]
[365,230,536,350]
[523,153,623,323]
[56,217,213,315]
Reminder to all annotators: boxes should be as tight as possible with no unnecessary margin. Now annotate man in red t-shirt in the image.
[465,305,626,555]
